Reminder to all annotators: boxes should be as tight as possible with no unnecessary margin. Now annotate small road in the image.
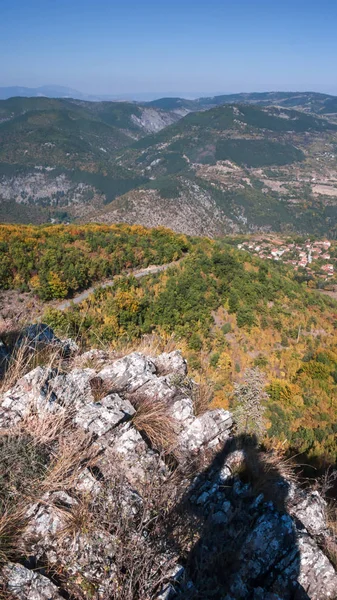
[55,260,180,311]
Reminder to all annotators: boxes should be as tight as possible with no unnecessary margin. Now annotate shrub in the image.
[233,369,267,438]
[236,307,256,329]
[188,333,203,351]
[210,352,220,368]
[221,323,232,334]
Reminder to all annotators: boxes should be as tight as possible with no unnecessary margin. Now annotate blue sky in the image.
[1,0,337,97]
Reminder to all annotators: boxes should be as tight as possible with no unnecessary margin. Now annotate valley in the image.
[1,93,337,235]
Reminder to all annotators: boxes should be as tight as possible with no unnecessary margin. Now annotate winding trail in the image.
[55,260,180,311]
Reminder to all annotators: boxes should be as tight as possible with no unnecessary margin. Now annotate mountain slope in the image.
[0,97,183,222]
[93,103,337,236]
[2,97,337,233]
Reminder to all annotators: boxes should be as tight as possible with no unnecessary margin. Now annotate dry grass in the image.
[0,338,63,395]
[192,379,214,416]
[111,332,180,360]
[89,375,111,402]
[57,496,94,546]
[0,508,29,567]
[41,430,97,494]
[131,394,178,455]
[85,464,186,600]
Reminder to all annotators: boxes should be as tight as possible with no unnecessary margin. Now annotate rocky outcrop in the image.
[16,323,79,357]
[2,562,63,600]
[0,343,336,600]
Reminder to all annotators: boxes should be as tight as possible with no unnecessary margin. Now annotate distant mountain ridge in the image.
[2,87,337,113]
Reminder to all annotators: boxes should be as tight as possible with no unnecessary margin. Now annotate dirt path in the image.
[315,288,337,300]
[55,260,180,311]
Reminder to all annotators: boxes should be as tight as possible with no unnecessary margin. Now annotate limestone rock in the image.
[74,393,135,437]
[16,323,79,356]
[289,488,327,537]
[99,422,167,489]
[178,408,233,452]
[0,345,336,600]
[2,562,63,599]
[99,352,157,393]
[153,350,188,377]
[0,367,56,427]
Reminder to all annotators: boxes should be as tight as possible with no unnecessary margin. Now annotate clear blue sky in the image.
[1,0,337,97]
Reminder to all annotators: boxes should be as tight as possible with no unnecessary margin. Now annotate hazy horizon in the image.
[1,84,337,103]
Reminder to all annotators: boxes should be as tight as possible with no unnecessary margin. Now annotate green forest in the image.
[0,223,188,300]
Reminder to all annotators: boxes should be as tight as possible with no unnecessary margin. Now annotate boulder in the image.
[0,367,57,427]
[48,368,96,410]
[2,562,63,600]
[98,422,167,490]
[24,493,117,596]
[74,393,135,437]
[99,351,183,404]
[152,350,188,377]
[178,408,233,452]
[16,323,79,356]
[288,487,327,537]
[99,352,157,393]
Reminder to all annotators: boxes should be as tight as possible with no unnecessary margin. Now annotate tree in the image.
[233,368,267,438]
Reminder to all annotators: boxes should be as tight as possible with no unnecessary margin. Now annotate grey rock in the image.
[196,491,210,505]
[59,337,79,356]
[17,323,57,347]
[99,352,157,393]
[74,349,111,369]
[0,367,57,426]
[48,368,96,409]
[179,408,233,452]
[157,564,184,599]
[16,323,78,357]
[295,531,337,599]
[153,351,188,377]
[98,423,167,490]
[289,488,327,537]
[74,393,135,436]
[2,562,63,600]
[170,397,194,428]
[222,500,232,513]
[99,352,180,403]
[211,510,230,524]
[24,496,117,594]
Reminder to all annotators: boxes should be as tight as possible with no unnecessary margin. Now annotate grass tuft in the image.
[130,394,178,455]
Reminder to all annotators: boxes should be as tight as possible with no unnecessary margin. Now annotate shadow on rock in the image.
[170,434,336,600]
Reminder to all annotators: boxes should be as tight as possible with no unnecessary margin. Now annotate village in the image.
[237,237,337,283]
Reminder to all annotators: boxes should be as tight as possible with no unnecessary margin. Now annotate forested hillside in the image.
[33,231,337,465]
[0,96,181,224]
[0,224,188,300]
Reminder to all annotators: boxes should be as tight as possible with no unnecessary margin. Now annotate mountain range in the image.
[1,91,337,234]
